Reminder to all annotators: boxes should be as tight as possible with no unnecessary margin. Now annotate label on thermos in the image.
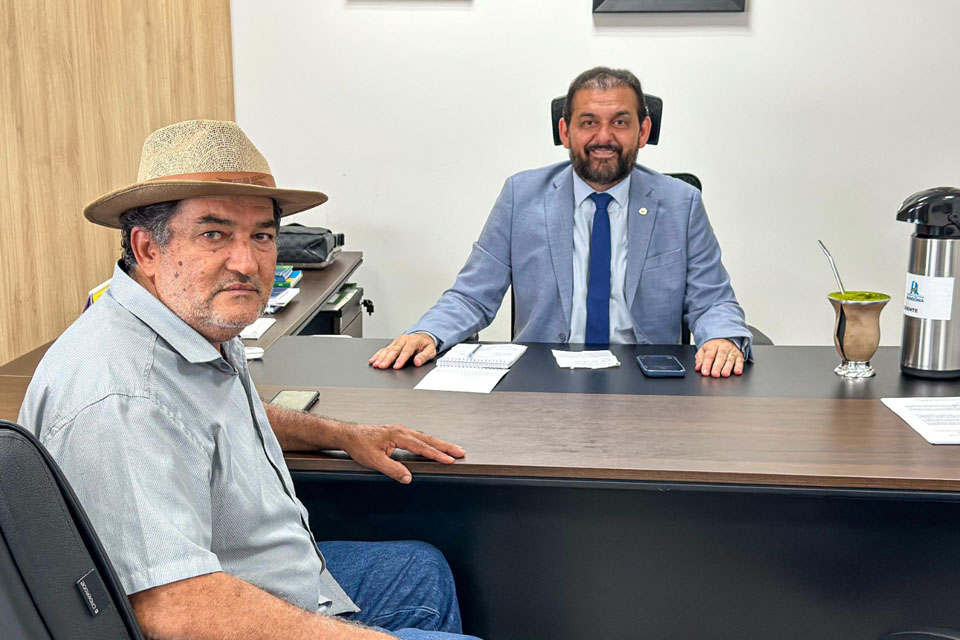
[904,273,955,320]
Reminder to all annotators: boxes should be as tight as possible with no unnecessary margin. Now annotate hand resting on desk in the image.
[264,402,464,483]
[695,338,745,377]
[369,332,438,369]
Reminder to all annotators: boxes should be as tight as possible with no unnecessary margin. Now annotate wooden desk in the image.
[265,385,960,492]
[253,338,960,640]
[0,376,30,422]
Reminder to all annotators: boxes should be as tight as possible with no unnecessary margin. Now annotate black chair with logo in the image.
[0,419,145,640]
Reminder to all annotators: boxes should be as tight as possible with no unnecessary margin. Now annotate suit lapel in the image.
[545,168,575,330]
[625,169,658,310]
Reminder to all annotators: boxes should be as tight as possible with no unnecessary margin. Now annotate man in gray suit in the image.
[371,67,751,377]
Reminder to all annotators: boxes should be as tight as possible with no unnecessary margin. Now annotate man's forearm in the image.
[130,571,392,640]
[264,402,348,451]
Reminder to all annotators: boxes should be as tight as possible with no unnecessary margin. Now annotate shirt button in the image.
[559,333,567,342]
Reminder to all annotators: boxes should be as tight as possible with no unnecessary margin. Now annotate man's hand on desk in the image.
[336,423,466,484]
[369,333,437,369]
[265,403,465,484]
[694,338,745,378]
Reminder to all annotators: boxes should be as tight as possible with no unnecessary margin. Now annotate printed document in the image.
[552,349,621,369]
[881,396,960,444]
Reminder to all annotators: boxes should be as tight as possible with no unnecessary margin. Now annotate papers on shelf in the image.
[266,287,299,314]
[882,396,960,444]
[414,367,509,394]
[437,344,527,369]
[552,349,621,369]
[244,346,264,360]
[240,317,276,340]
[83,278,112,312]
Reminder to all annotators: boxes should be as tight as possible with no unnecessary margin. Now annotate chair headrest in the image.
[551,93,662,146]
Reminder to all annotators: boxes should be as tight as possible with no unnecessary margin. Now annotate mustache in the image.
[585,143,623,154]
[212,274,263,296]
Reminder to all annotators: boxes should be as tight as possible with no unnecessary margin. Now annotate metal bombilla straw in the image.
[817,240,846,295]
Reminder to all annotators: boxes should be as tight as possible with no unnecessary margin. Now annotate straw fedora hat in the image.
[84,119,327,228]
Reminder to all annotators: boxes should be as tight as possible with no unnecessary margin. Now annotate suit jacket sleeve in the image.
[683,190,753,359]
[408,178,515,348]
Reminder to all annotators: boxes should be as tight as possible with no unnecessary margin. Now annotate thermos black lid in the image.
[897,187,960,237]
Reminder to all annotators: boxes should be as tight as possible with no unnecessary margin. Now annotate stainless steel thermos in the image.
[897,187,960,378]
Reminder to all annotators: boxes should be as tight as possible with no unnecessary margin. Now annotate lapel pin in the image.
[638,207,648,216]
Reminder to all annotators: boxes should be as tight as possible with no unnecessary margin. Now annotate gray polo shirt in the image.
[18,262,357,615]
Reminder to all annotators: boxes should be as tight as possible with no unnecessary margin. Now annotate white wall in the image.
[231,0,960,346]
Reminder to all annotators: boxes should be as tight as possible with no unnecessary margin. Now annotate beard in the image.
[157,268,269,343]
[570,141,639,188]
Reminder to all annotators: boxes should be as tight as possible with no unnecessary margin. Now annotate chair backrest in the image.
[0,419,145,640]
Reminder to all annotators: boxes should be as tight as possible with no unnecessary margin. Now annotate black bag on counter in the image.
[277,223,344,267]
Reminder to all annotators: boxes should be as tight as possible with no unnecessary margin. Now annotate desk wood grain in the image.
[260,385,960,492]
[0,376,30,422]
[0,341,52,377]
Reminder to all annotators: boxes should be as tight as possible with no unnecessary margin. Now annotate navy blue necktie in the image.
[586,192,613,344]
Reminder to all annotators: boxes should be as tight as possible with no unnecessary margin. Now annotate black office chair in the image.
[0,419,145,640]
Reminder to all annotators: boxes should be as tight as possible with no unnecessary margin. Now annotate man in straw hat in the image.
[19,120,478,640]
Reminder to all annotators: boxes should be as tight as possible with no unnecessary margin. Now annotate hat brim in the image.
[83,180,328,228]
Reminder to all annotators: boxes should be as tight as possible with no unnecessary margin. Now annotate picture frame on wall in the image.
[593,0,745,12]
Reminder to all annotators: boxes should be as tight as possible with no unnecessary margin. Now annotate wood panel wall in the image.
[0,0,234,365]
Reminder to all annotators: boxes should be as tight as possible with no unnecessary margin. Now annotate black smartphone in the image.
[636,355,686,377]
[269,389,320,412]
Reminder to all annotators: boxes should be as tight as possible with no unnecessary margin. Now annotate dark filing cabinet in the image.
[300,283,364,337]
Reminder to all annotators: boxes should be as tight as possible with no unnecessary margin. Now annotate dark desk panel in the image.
[296,473,960,640]
[251,336,960,399]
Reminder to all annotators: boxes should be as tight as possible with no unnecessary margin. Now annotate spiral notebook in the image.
[414,344,527,393]
[436,344,528,369]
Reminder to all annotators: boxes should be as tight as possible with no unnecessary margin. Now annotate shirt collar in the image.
[572,170,631,211]
[105,261,225,365]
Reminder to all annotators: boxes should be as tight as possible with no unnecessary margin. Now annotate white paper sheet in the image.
[552,349,621,369]
[240,317,276,340]
[414,367,509,394]
[881,396,960,444]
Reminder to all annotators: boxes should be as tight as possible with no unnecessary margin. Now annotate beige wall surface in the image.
[0,0,234,365]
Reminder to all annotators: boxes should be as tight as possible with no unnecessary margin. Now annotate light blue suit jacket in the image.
[410,162,752,357]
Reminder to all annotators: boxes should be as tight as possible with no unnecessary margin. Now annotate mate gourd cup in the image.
[828,291,890,378]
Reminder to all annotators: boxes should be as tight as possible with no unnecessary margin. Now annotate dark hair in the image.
[119,199,282,271]
[562,67,648,124]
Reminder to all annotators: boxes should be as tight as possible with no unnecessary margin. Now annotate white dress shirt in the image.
[569,172,635,344]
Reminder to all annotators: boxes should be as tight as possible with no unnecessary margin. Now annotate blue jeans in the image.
[318,540,481,640]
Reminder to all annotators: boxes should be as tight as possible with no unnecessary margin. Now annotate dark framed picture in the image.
[593,0,745,12]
